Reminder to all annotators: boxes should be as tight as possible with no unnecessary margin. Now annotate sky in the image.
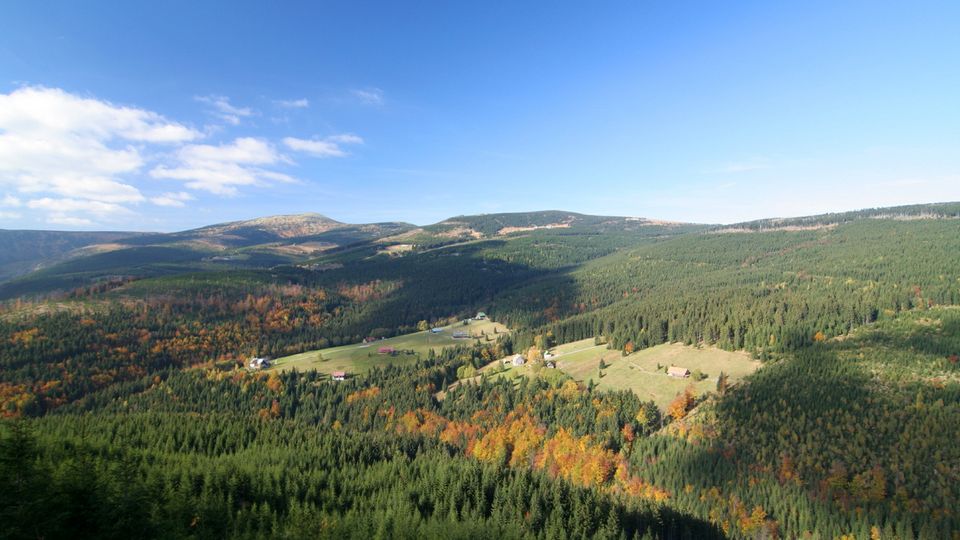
[0,1,958,231]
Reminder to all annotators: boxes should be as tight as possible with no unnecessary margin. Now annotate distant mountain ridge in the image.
[719,201,960,232]
[2,202,958,299]
[0,229,147,282]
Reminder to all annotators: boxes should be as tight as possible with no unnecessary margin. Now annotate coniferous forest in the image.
[2,206,960,539]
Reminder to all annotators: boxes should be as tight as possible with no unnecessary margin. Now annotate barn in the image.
[332,371,347,381]
[248,357,270,369]
[668,366,691,378]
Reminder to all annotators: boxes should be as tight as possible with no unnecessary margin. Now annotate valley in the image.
[1,204,959,539]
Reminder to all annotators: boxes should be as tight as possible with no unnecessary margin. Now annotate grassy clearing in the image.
[551,339,760,409]
[268,319,508,376]
[480,360,569,387]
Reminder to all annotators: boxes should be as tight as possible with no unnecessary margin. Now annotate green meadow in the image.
[268,318,508,377]
[551,339,761,409]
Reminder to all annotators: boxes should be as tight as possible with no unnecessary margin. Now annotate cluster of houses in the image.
[501,354,557,369]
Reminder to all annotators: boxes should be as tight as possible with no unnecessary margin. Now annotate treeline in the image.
[497,220,960,357]
[7,305,958,540]
[2,340,719,539]
[721,201,960,231]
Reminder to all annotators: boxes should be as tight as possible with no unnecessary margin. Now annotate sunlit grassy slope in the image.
[269,318,508,376]
[553,339,760,409]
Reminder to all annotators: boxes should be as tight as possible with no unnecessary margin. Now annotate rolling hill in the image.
[3,202,960,538]
[0,213,415,299]
[0,229,147,282]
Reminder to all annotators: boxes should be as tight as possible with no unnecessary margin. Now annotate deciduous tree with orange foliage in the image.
[667,385,696,420]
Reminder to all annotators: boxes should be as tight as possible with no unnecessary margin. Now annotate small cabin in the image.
[363,337,377,344]
[377,346,396,355]
[475,311,487,320]
[248,357,270,369]
[452,331,469,339]
[512,354,526,366]
[430,327,444,333]
[545,361,556,369]
[668,366,690,378]
[332,371,347,381]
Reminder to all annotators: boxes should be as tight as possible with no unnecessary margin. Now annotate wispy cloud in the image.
[150,191,194,207]
[151,137,295,195]
[195,95,254,125]
[350,88,384,106]
[1,195,22,207]
[283,134,363,158]
[26,197,132,226]
[275,98,309,109]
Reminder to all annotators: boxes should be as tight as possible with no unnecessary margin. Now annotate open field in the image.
[550,339,760,409]
[478,358,569,386]
[268,318,508,377]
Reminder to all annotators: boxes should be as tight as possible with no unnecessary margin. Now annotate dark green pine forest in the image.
[2,204,959,539]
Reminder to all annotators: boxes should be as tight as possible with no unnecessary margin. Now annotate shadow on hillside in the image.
[662,336,958,536]
[286,240,585,338]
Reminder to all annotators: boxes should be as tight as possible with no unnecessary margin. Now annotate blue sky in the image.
[0,1,958,230]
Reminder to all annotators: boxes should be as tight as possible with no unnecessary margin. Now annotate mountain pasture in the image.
[268,318,508,376]
[552,340,760,409]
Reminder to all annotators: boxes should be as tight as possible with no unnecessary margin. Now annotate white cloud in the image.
[47,215,94,227]
[327,133,364,144]
[0,86,365,226]
[0,86,199,225]
[283,134,363,158]
[150,191,194,207]
[275,98,309,108]
[350,88,384,105]
[195,95,254,125]
[0,211,21,219]
[151,137,294,195]
[26,197,132,226]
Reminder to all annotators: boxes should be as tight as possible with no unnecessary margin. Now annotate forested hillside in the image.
[0,229,145,282]
[2,204,959,539]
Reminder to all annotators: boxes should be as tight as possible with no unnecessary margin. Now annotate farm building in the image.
[332,371,347,381]
[452,331,469,339]
[475,311,487,320]
[248,357,270,369]
[512,354,526,366]
[668,366,691,378]
[377,346,396,355]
